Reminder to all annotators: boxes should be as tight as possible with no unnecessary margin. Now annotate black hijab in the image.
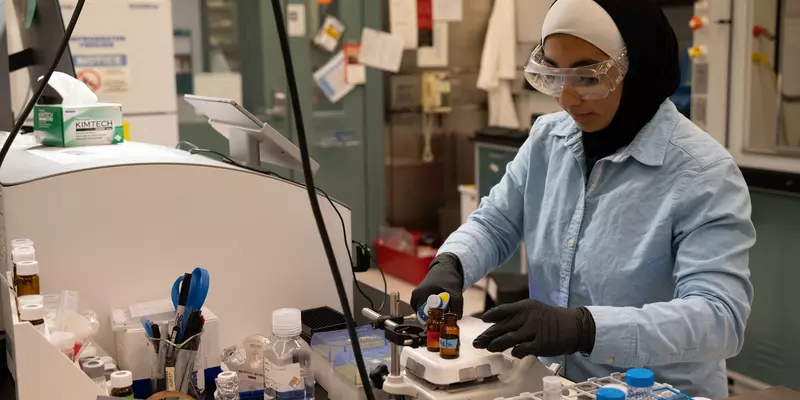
[562,0,682,176]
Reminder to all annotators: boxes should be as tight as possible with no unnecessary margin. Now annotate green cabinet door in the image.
[238,0,384,243]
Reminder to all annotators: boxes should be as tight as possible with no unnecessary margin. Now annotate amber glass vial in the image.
[15,261,40,297]
[426,307,443,352]
[439,313,460,359]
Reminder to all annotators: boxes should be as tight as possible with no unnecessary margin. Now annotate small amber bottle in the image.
[426,307,443,352]
[439,313,460,359]
[16,260,40,297]
[11,245,35,291]
[109,370,134,398]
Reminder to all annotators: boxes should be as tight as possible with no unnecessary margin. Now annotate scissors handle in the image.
[170,267,210,343]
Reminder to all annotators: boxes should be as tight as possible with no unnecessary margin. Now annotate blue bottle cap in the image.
[625,368,655,388]
[596,387,626,400]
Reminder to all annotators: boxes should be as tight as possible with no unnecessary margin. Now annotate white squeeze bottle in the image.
[263,308,314,400]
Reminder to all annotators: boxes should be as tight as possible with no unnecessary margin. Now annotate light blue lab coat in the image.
[438,100,755,399]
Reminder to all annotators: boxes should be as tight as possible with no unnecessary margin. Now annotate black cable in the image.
[188,148,280,177]
[318,190,378,312]
[0,0,87,168]
[189,146,390,314]
[354,241,388,313]
[254,4,374,395]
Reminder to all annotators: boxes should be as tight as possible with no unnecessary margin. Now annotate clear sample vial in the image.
[263,308,314,400]
[19,303,46,336]
[16,260,40,297]
[542,376,562,400]
[81,359,109,395]
[596,387,626,400]
[625,368,655,399]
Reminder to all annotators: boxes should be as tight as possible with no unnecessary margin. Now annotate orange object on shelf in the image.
[689,16,704,31]
[688,45,705,60]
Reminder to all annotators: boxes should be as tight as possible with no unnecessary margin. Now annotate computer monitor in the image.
[0,0,76,130]
[183,95,320,174]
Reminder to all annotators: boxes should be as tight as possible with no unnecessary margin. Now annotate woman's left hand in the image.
[473,299,596,358]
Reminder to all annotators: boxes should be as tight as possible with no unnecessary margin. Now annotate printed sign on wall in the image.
[71,35,131,95]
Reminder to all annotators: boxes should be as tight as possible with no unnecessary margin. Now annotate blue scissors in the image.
[170,267,210,341]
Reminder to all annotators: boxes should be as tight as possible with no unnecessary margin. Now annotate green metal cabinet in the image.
[183,0,385,244]
[475,140,525,274]
[726,191,800,390]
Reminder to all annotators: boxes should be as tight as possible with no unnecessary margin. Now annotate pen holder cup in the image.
[147,331,204,400]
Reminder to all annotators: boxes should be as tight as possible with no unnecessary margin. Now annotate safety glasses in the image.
[524,45,629,100]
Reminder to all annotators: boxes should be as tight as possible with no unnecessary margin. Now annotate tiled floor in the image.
[355,267,486,317]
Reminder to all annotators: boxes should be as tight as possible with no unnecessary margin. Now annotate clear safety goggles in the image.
[524,45,629,100]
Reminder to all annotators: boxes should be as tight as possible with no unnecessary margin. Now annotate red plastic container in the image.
[375,239,435,285]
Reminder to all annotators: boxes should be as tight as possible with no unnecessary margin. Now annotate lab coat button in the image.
[567,239,574,248]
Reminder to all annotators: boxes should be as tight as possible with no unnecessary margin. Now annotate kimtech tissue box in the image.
[32,71,125,147]
[35,103,124,147]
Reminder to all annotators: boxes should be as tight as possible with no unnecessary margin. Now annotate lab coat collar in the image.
[553,100,679,167]
[621,100,679,167]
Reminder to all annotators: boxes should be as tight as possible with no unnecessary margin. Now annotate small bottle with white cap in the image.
[81,359,109,395]
[19,303,46,336]
[11,244,35,291]
[15,260,40,297]
[542,376,562,400]
[416,292,450,324]
[109,370,134,398]
[263,308,314,400]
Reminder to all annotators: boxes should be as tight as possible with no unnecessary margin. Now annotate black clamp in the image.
[371,315,405,331]
[384,324,426,348]
[369,364,389,390]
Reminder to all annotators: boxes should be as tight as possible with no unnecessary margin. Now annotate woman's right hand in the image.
[410,253,465,318]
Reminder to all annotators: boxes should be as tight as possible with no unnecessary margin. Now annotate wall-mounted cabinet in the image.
[696,0,800,192]
[201,0,240,72]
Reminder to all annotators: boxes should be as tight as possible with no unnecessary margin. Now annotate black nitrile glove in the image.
[410,253,465,318]
[473,299,596,358]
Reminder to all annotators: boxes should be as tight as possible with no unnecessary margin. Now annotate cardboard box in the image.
[34,103,124,147]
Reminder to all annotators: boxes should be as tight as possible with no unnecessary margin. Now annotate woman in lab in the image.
[411,0,754,398]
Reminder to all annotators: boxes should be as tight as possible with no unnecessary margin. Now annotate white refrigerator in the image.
[60,0,179,147]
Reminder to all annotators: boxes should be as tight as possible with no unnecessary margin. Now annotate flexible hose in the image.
[268,1,376,398]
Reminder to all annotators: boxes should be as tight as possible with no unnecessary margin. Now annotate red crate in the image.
[375,240,435,285]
